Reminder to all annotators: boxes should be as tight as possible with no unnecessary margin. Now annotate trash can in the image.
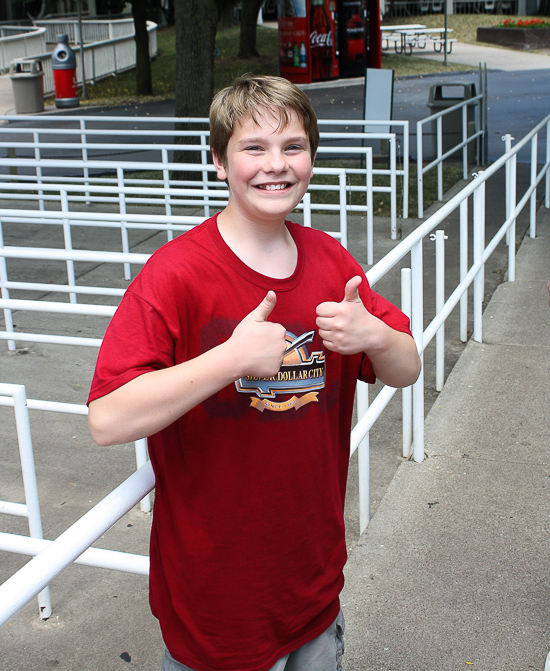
[428,81,476,160]
[9,60,45,114]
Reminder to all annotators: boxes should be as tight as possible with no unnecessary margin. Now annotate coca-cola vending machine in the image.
[278,0,339,84]
[337,0,369,78]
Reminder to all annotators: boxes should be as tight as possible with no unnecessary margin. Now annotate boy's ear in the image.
[211,152,228,181]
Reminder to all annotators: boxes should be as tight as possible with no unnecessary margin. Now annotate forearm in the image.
[368,322,421,389]
[88,342,241,446]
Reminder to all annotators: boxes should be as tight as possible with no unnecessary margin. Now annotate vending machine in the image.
[277,0,339,84]
[337,0,369,78]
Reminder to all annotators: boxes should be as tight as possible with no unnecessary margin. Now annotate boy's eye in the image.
[286,144,306,152]
[245,145,263,152]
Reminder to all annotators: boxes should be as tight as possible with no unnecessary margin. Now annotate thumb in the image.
[250,291,277,322]
[343,276,363,303]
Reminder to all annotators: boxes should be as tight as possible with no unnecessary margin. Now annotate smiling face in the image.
[212,109,314,228]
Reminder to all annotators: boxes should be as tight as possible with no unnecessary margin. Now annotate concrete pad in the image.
[342,457,550,671]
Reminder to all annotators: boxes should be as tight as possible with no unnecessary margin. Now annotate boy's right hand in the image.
[229,291,287,379]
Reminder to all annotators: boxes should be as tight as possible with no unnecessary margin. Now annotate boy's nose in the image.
[265,149,288,174]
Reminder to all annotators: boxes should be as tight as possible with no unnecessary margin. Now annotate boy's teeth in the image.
[260,183,287,190]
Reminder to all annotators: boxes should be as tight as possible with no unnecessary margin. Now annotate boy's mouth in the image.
[256,183,290,191]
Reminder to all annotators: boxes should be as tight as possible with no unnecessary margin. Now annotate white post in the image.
[411,240,425,462]
[437,115,443,203]
[4,384,52,619]
[508,153,517,283]
[0,222,16,350]
[302,192,312,228]
[530,135,538,239]
[459,199,468,343]
[162,148,173,242]
[117,167,131,280]
[33,132,45,211]
[417,119,424,218]
[402,122,409,220]
[401,268,412,458]
[339,171,348,249]
[472,176,485,343]
[80,118,91,204]
[134,439,152,513]
[356,381,370,534]
[61,190,77,304]
[432,230,448,392]
[462,104,468,180]
[390,136,397,240]
[366,148,374,265]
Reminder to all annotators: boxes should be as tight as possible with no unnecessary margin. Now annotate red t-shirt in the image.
[88,215,412,671]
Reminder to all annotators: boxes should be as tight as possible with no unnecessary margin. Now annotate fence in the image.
[382,0,518,16]
[0,25,46,73]
[417,65,488,217]
[0,114,418,250]
[2,111,544,632]
[9,20,158,95]
[33,18,135,45]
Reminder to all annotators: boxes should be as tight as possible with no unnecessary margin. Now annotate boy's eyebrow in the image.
[235,135,309,146]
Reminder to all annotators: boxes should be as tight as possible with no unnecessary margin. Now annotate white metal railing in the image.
[417,64,488,218]
[0,116,405,242]
[1,114,547,631]
[0,25,47,73]
[10,21,157,95]
[33,18,135,45]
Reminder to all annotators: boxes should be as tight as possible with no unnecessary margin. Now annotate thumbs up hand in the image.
[315,276,374,356]
[229,291,288,379]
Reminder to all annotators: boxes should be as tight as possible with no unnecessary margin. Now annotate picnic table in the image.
[381,25,455,55]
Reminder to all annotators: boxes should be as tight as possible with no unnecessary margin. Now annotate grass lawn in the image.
[83,12,519,105]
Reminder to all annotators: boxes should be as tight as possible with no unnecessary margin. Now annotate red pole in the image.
[369,0,382,69]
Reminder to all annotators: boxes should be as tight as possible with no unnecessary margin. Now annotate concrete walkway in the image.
[342,208,550,670]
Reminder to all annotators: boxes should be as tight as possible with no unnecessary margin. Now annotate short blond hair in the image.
[209,74,319,166]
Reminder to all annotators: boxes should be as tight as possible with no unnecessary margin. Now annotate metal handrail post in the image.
[417,119,424,218]
[61,190,77,304]
[411,240,424,462]
[472,177,485,343]
[432,230,447,391]
[4,383,52,619]
[459,199,468,342]
[161,148,173,242]
[339,171,348,249]
[366,148,374,265]
[390,137,397,239]
[0,222,16,350]
[437,116,443,203]
[508,153,517,283]
[356,381,370,534]
[117,167,131,280]
[402,121,409,220]
[401,268,412,458]
[530,135,538,239]
[462,105,468,180]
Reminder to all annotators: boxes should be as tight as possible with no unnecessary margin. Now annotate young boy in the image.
[88,74,421,671]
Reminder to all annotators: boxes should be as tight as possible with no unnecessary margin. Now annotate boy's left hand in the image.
[316,276,374,355]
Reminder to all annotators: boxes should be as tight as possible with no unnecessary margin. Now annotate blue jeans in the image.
[161,610,345,671]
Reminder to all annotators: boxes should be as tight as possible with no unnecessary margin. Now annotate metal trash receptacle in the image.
[10,60,45,114]
[428,81,476,160]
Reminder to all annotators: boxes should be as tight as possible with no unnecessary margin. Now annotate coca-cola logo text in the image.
[310,30,333,48]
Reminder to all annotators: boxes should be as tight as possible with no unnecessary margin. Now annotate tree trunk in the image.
[238,0,264,58]
[131,0,153,95]
[173,0,221,182]
[219,0,237,28]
